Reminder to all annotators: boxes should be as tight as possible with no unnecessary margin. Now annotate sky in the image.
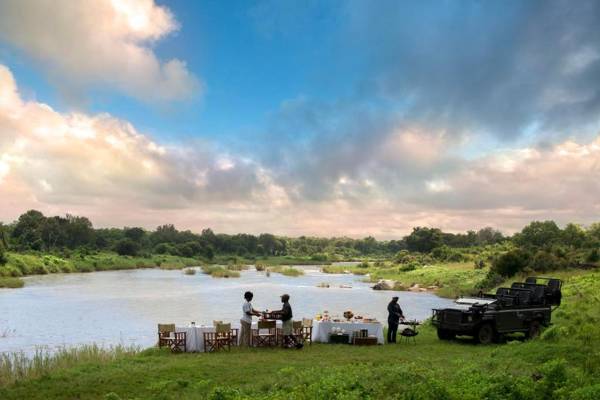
[0,0,600,238]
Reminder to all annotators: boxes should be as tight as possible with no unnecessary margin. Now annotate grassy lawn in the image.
[1,270,599,399]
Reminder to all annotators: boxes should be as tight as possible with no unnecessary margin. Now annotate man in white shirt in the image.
[241,291,261,346]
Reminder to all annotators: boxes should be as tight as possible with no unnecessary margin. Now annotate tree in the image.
[491,250,530,277]
[115,239,140,256]
[405,227,443,253]
[561,223,586,248]
[40,216,68,250]
[514,221,561,249]
[64,215,94,249]
[150,224,179,245]
[124,227,146,243]
[0,223,8,265]
[12,210,46,250]
[476,227,504,245]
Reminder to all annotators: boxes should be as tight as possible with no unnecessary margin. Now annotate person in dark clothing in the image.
[273,294,303,349]
[387,296,405,343]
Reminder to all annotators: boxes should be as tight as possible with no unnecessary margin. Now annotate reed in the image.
[0,344,139,386]
[0,277,24,288]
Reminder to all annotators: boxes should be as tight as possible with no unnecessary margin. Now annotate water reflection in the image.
[0,267,453,354]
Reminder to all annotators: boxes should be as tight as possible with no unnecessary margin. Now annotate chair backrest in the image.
[213,320,223,327]
[292,321,302,330]
[216,323,231,334]
[158,323,175,333]
[258,320,276,330]
[302,318,313,327]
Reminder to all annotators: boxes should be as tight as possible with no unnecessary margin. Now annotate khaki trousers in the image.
[240,320,252,347]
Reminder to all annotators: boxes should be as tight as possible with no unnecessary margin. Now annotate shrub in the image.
[0,277,24,288]
[357,261,370,269]
[394,250,411,264]
[530,250,563,272]
[491,250,530,277]
[153,242,178,255]
[586,248,599,263]
[399,262,419,272]
[211,268,240,278]
[310,253,328,262]
[114,239,140,256]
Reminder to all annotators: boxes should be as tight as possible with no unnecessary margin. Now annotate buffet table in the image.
[311,321,384,344]
[176,320,283,352]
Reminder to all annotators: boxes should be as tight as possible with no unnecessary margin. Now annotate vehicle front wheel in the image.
[437,328,456,340]
[526,320,541,340]
[476,323,495,345]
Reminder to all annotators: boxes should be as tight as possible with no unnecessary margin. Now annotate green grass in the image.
[0,277,24,288]
[213,255,330,266]
[269,266,305,277]
[1,270,599,399]
[201,265,241,278]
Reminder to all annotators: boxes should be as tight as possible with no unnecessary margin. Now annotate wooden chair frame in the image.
[302,318,313,345]
[204,323,235,352]
[252,320,277,347]
[157,324,186,353]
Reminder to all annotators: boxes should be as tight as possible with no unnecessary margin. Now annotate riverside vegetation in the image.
[0,270,599,399]
[2,210,599,297]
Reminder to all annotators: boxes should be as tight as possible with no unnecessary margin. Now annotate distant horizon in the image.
[1,1,600,238]
[3,208,597,241]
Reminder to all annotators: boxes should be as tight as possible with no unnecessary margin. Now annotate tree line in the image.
[0,210,508,260]
[1,210,598,277]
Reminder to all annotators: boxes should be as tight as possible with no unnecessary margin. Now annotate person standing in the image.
[241,291,261,346]
[387,296,405,344]
[273,294,303,349]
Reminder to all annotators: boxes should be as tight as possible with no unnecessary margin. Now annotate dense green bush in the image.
[114,239,140,256]
[586,248,599,263]
[491,249,530,277]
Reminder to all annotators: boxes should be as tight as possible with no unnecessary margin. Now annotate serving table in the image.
[311,320,384,344]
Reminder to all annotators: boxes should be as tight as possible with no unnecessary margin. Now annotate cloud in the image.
[0,64,283,228]
[2,44,600,238]
[340,0,600,141]
[0,0,199,102]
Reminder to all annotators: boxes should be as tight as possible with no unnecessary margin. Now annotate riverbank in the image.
[1,270,598,399]
[0,252,199,283]
[323,261,489,298]
[0,251,350,289]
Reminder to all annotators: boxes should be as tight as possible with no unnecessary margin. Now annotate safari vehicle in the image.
[431,277,562,344]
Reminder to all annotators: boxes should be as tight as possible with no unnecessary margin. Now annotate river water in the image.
[0,266,453,354]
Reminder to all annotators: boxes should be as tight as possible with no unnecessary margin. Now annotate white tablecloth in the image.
[311,321,384,344]
[176,320,283,352]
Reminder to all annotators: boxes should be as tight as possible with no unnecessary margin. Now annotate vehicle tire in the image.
[526,320,541,340]
[476,323,495,345]
[437,328,456,340]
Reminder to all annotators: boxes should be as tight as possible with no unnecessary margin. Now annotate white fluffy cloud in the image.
[1,63,600,236]
[0,64,284,228]
[0,0,198,101]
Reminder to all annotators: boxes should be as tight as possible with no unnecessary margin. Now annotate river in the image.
[0,266,454,354]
